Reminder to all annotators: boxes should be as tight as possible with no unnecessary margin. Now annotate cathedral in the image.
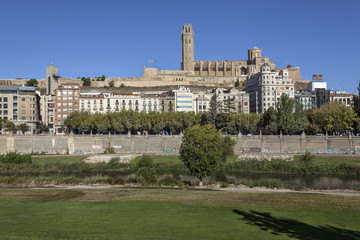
[181,24,276,77]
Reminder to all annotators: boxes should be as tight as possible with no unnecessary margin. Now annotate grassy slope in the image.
[0,188,359,240]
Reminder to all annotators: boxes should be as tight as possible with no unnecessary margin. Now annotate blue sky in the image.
[0,0,359,92]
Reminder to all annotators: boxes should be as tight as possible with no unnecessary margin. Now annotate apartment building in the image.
[214,88,249,114]
[0,86,39,131]
[246,63,294,113]
[39,94,55,132]
[173,87,194,112]
[54,84,80,132]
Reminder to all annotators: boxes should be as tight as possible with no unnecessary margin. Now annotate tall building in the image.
[180,24,279,78]
[39,94,55,132]
[46,65,60,95]
[181,24,194,71]
[54,84,80,133]
[0,86,40,131]
[246,63,294,113]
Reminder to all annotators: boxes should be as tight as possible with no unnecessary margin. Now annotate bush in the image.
[0,152,32,164]
[158,174,177,186]
[136,154,153,169]
[136,167,157,184]
[220,182,228,188]
[108,157,120,169]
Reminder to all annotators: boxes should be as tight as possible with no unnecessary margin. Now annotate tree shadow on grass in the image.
[233,209,360,240]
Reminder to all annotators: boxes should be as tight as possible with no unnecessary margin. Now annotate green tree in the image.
[352,80,360,117]
[179,124,235,186]
[207,93,221,125]
[25,78,38,87]
[109,80,115,88]
[223,97,235,114]
[82,77,91,86]
[101,75,106,81]
[17,123,30,134]
[38,123,49,133]
[235,79,240,87]
[262,107,277,134]
[4,121,16,132]
[276,95,295,134]
[309,102,358,134]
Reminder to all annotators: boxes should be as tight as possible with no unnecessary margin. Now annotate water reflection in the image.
[3,170,360,190]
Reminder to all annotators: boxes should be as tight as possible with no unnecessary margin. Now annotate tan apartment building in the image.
[0,86,40,132]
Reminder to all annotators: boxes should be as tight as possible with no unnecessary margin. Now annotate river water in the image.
[4,171,360,190]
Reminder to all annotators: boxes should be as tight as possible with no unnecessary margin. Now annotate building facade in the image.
[246,63,294,113]
[0,86,40,131]
[54,84,80,132]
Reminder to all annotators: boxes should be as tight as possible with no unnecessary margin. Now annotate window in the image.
[4,104,7,109]
[4,97,8,102]
[4,110,8,115]
[22,110,25,114]
[0,98,2,102]
[0,104,1,108]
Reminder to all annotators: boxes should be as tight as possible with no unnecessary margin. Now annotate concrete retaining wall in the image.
[0,134,359,155]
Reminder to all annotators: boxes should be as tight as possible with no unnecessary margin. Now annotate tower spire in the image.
[181,24,194,71]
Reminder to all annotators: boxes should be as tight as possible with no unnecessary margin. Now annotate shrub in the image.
[158,174,177,186]
[136,154,153,169]
[136,167,157,184]
[220,182,228,188]
[0,152,32,164]
[108,157,120,169]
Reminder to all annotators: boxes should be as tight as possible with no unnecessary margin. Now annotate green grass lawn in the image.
[31,156,87,166]
[0,188,359,240]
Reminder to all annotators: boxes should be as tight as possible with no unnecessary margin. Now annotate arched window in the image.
[189,40,191,44]
[210,63,216,71]
[218,63,224,71]
[202,62,208,71]
[241,67,247,75]
[226,63,231,71]
[185,39,187,44]
[194,63,200,71]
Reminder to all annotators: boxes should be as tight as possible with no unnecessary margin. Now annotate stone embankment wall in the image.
[0,133,359,155]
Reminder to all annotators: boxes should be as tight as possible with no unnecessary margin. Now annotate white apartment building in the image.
[330,91,354,107]
[141,94,159,113]
[193,90,211,114]
[246,63,294,113]
[173,87,194,112]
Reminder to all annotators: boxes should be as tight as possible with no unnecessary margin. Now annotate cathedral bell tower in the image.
[181,24,194,71]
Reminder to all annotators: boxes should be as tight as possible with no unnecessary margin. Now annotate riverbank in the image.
[1,153,360,190]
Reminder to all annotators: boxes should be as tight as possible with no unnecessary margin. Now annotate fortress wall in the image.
[0,134,358,155]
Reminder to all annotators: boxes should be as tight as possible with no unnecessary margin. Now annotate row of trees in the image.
[78,75,106,86]
[63,95,359,135]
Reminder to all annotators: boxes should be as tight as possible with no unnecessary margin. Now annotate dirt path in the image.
[24,184,360,197]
